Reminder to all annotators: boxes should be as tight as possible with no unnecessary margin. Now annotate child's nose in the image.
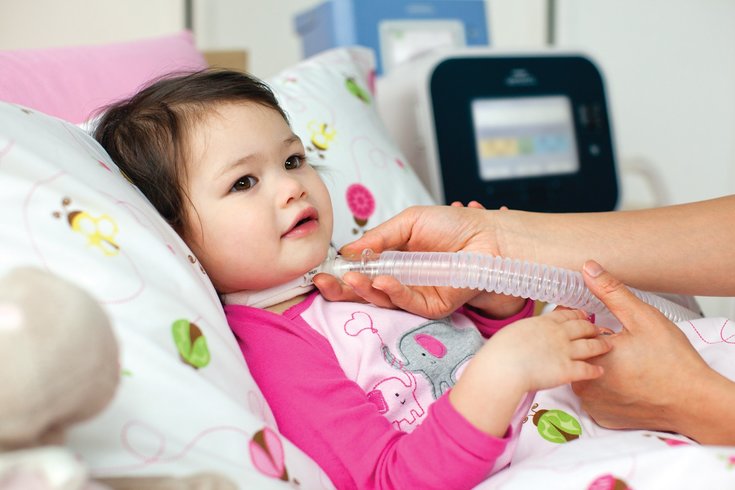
[279,173,307,205]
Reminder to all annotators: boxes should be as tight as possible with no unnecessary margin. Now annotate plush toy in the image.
[0,267,119,489]
[0,268,237,490]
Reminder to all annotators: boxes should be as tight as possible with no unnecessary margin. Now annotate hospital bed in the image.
[1,31,733,489]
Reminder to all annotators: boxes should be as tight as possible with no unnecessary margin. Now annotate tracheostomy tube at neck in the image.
[315,249,701,324]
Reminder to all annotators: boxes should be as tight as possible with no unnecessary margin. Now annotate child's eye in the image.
[284,154,305,170]
[230,175,258,192]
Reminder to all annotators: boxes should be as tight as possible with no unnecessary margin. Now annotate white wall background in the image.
[0,0,185,48]
[551,0,735,318]
[1,0,733,317]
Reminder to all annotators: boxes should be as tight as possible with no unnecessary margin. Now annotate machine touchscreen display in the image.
[470,96,579,180]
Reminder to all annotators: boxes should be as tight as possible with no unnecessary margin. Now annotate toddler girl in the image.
[94,70,610,490]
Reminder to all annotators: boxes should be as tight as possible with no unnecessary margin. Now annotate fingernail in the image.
[587,313,596,324]
[338,249,358,259]
[583,260,604,278]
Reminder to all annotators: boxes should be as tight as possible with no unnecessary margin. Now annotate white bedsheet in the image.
[482,316,735,488]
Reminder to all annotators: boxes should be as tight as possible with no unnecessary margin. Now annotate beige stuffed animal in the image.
[0,267,119,489]
[0,268,236,490]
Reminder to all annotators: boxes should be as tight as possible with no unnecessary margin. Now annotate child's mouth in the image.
[282,209,319,238]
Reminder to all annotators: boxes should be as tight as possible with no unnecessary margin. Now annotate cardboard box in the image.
[203,50,249,72]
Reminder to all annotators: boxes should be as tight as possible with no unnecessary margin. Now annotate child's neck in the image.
[265,293,310,314]
[220,275,314,309]
[221,247,335,310]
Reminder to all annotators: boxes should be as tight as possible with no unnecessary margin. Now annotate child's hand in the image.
[484,309,610,392]
[449,309,610,436]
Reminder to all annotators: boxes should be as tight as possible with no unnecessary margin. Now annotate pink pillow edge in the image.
[0,30,208,123]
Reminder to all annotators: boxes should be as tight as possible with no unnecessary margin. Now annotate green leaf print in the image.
[172,318,211,369]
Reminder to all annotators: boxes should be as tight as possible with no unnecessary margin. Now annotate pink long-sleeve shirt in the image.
[226,292,534,489]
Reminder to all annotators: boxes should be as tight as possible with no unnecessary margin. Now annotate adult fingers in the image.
[339,207,422,256]
[313,273,366,303]
[371,276,438,316]
[342,272,399,310]
[582,260,659,331]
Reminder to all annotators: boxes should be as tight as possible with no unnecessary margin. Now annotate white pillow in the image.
[0,46,435,487]
[0,101,329,487]
[267,47,435,249]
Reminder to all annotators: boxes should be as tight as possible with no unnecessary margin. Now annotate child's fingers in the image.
[547,308,588,323]
[561,318,605,342]
[450,201,464,207]
[570,336,612,360]
[568,360,605,381]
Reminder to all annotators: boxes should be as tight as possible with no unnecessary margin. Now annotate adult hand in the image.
[314,203,516,319]
[571,260,716,439]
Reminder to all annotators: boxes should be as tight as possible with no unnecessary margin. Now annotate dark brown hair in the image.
[93,69,287,234]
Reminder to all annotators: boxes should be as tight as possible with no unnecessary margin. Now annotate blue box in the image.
[294,0,490,75]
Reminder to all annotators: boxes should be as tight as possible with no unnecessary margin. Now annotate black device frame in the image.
[430,54,618,212]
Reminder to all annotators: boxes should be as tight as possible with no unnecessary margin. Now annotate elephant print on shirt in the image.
[366,370,425,431]
[343,311,427,430]
[382,318,483,399]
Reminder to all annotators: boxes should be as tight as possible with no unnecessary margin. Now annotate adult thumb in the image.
[582,260,652,329]
[340,206,417,256]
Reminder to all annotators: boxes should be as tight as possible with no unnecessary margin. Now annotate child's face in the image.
[182,102,333,294]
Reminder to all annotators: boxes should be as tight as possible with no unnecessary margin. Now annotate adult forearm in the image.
[675,370,735,445]
[493,195,735,296]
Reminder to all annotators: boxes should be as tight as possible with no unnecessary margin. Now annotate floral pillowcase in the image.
[266,46,435,250]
